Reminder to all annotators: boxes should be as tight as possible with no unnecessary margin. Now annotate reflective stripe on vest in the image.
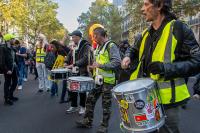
[95,41,115,84]
[157,78,185,89]
[130,20,190,104]
[130,29,149,80]
[36,48,46,62]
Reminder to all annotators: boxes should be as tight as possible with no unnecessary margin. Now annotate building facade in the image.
[188,13,200,44]
[113,1,200,44]
[113,0,131,40]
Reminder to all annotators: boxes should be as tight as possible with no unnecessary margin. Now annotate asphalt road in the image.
[0,74,200,133]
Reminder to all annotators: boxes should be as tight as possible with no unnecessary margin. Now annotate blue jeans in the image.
[24,65,28,79]
[18,62,25,86]
[51,81,58,96]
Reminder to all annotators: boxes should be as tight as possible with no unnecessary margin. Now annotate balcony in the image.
[188,17,200,26]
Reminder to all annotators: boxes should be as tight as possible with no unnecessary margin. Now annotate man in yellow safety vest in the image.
[122,0,200,133]
[76,27,121,133]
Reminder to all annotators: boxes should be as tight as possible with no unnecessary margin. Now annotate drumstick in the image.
[73,49,75,65]
[88,47,93,77]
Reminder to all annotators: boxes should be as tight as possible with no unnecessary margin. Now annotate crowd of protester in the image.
[0,1,200,133]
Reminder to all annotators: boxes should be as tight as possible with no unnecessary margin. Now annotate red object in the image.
[70,82,80,91]
[154,99,159,109]
[92,41,97,49]
[155,109,161,121]
[46,44,53,52]
[134,114,148,122]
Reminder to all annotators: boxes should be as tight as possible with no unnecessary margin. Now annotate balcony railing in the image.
[188,18,200,26]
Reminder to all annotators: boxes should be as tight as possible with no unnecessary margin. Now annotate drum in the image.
[50,68,71,80]
[67,76,95,92]
[112,78,165,133]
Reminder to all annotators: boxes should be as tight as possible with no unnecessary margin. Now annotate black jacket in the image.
[66,39,92,76]
[3,45,18,73]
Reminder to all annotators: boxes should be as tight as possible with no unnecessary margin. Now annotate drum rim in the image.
[51,68,72,72]
[120,117,165,133]
[113,78,155,94]
[68,76,94,81]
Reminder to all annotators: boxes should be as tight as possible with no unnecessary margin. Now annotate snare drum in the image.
[67,76,95,92]
[112,78,165,133]
[50,68,71,80]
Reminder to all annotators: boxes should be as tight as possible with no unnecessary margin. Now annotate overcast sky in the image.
[54,0,113,32]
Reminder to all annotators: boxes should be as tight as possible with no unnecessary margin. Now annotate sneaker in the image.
[97,125,108,133]
[23,78,27,81]
[4,100,13,106]
[76,118,92,128]
[18,85,22,90]
[10,97,19,102]
[66,106,78,114]
[79,107,86,115]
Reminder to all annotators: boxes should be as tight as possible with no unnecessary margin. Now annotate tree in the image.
[173,0,200,17]
[0,0,67,45]
[78,0,123,43]
[108,5,123,42]
[0,0,28,33]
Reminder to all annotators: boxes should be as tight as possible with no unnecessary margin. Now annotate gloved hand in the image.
[148,61,164,75]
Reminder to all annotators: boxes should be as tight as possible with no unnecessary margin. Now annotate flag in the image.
[134,114,148,122]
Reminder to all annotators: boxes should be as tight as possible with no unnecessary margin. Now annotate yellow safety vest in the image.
[36,48,46,63]
[130,20,190,104]
[94,41,116,85]
[52,55,65,69]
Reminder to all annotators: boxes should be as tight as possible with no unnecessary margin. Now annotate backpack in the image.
[44,52,56,70]
[0,44,5,73]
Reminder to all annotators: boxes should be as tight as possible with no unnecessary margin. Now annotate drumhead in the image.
[68,76,94,82]
[51,68,71,72]
[113,78,155,93]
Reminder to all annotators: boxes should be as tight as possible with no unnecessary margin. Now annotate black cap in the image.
[69,30,82,38]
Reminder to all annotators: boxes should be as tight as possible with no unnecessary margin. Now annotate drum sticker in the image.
[145,104,155,120]
[120,100,129,110]
[147,92,155,103]
[134,113,149,127]
[155,109,161,121]
[120,107,130,124]
[70,82,80,91]
[124,94,135,102]
[153,98,159,109]
[134,100,145,110]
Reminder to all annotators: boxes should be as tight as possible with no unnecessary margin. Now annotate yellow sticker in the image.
[120,108,129,123]
[52,55,65,69]
[120,100,129,109]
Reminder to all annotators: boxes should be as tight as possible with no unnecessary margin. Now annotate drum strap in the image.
[170,80,176,103]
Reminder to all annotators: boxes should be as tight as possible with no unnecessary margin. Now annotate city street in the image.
[0,0,199,133]
[0,75,200,133]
